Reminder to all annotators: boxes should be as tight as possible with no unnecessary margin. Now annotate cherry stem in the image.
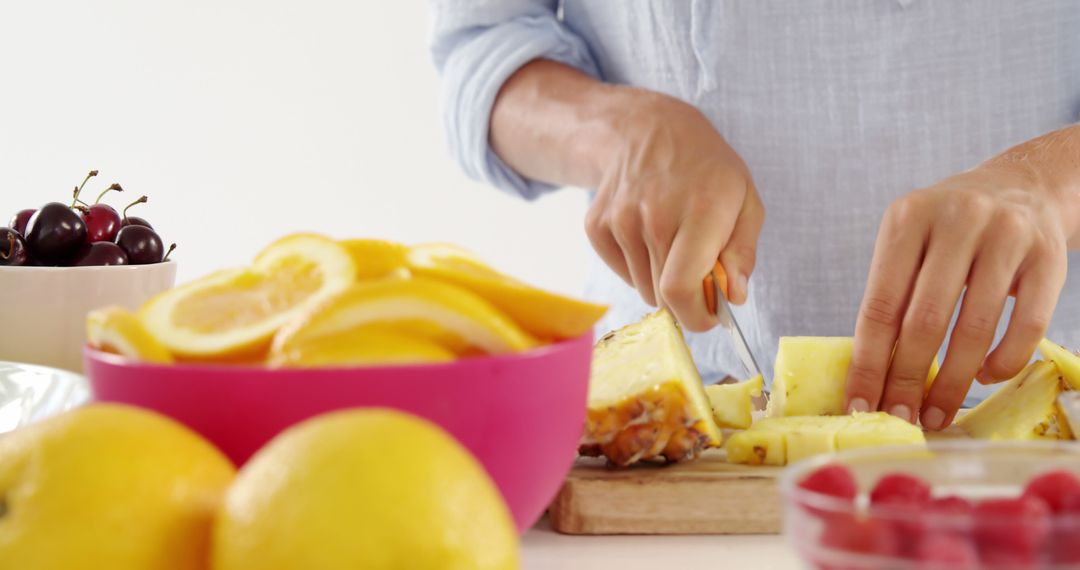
[122,195,148,221]
[70,170,99,207]
[163,243,176,262]
[94,183,123,205]
[0,233,12,261]
[72,186,91,208]
[73,205,90,215]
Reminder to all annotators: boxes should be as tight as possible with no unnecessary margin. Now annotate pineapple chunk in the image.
[955,361,1066,440]
[766,337,939,417]
[581,310,722,466]
[705,374,764,430]
[726,413,925,466]
[1038,338,1080,391]
[725,429,786,466]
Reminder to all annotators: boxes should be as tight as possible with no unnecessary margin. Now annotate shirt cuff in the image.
[438,15,600,200]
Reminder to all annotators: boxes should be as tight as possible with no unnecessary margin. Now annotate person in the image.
[429,1,1080,430]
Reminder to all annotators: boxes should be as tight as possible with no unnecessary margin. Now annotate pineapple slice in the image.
[581,310,722,466]
[766,337,939,417]
[955,361,1067,440]
[705,374,764,430]
[1038,338,1080,391]
[726,412,925,466]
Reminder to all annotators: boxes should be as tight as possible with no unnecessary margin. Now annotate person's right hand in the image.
[584,90,765,331]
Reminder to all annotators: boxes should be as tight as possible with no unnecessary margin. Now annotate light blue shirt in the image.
[430,1,1080,403]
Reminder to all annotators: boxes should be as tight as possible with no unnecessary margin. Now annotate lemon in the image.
[212,409,519,570]
[269,277,538,361]
[406,243,607,341]
[0,404,235,570]
[268,325,456,367]
[339,238,411,280]
[86,306,174,363]
[139,233,356,359]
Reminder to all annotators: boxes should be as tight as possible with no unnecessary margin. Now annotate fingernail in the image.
[735,273,748,303]
[921,406,946,431]
[889,404,913,423]
[848,398,870,414]
[975,367,997,385]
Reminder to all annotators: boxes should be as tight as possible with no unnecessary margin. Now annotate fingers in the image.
[978,255,1065,384]
[878,222,977,423]
[845,201,927,414]
[719,182,764,305]
[660,200,740,332]
[920,242,1019,430]
[612,213,657,306]
[584,202,632,287]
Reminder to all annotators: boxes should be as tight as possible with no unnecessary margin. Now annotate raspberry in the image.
[1022,470,1080,513]
[974,495,1051,562]
[798,464,858,501]
[870,473,932,506]
[1064,491,1080,514]
[820,516,900,558]
[915,533,979,569]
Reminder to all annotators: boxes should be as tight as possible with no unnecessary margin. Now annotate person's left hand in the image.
[845,164,1070,431]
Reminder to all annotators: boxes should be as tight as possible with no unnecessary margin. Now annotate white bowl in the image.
[0,262,176,372]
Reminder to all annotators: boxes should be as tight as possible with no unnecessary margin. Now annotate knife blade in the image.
[702,261,767,399]
[1059,392,1080,436]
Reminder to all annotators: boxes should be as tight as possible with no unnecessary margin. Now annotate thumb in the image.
[719,187,764,305]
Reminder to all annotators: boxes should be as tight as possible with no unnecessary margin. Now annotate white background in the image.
[0,1,590,295]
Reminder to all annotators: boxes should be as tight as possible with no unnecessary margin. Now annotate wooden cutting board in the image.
[548,449,784,535]
[548,427,969,536]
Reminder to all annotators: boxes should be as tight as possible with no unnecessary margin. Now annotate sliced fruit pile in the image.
[795,464,1080,568]
[2,169,174,267]
[86,233,606,366]
[0,404,519,569]
[581,311,1077,467]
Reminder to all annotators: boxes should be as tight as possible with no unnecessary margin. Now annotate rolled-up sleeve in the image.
[429,1,600,200]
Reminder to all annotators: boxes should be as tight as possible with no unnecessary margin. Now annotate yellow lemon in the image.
[139,233,356,359]
[212,409,519,570]
[270,277,538,360]
[268,325,456,367]
[86,305,174,363]
[406,243,607,341]
[339,238,411,280]
[0,404,235,570]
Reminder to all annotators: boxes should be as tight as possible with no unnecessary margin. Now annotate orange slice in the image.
[405,243,607,341]
[268,326,456,368]
[139,233,356,359]
[339,238,411,280]
[270,278,538,360]
[86,306,174,364]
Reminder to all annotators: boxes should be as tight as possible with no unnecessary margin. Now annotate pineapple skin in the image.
[766,337,939,418]
[581,310,722,467]
[956,361,1066,440]
[705,374,764,430]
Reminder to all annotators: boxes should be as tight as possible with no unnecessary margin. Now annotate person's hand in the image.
[584,91,764,331]
[846,164,1071,430]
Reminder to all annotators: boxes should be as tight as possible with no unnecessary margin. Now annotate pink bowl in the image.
[84,334,592,533]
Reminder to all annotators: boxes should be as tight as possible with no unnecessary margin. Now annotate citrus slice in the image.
[268,326,457,368]
[339,238,411,280]
[139,233,356,359]
[271,278,538,359]
[405,243,607,341]
[86,306,174,363]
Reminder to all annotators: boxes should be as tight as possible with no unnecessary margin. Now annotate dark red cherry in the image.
[24,202,88,264]
[0,228,29,266]
[9,209,34,235]
[116,225,164,264]
[72,241,129,266]
[83,204,122,242]
[121,216,153,229]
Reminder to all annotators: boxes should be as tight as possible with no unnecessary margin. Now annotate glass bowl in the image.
[780,441,1080,570]
[0,360,89,434]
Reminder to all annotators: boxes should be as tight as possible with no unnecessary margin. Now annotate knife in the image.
[703,261,768,408]
[1059,392,1080,436]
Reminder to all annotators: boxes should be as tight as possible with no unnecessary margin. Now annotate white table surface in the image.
[522,519,802,570]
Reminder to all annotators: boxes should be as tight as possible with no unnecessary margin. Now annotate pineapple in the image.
[726,412,925,466]
[1039,338,1080,391]
[956,361,1069,440]
[705,374,764,430]
[766,337,939,417]
[581,310,722,466]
